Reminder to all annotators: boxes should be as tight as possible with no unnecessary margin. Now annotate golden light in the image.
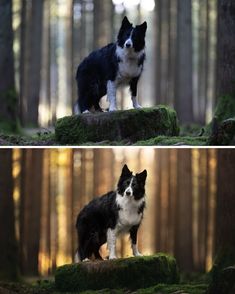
[140,0,155,12]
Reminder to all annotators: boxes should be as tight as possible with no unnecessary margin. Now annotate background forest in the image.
[2,0,234,133]
[1,148,235,284]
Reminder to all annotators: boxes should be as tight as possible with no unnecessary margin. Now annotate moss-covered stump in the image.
[208,118,235,145]
[55,106,179,145]
[208,266,235,294]
[55,254,179,292]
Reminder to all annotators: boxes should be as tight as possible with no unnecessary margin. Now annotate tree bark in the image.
[20,0,44,126]
[209,149,235,293]
[20,149,44,275]
[175,0,193,123]
[0,0,18,130]
[0,150,18,280]
[174,149,193,271]
[216,0,235,100]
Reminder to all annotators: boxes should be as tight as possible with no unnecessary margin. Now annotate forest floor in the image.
[0,275,209,294]
[0,124,208,146]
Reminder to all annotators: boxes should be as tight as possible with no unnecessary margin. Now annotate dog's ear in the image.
[136,169,147,185]
[121,164,132,178]
[136,21,147,35]
[121,16,132,28]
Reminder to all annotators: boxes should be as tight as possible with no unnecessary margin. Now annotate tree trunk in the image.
[216,0,235,100]
[93,0,113,49]
[174,149,193,271]
[20,149,44,275]
[209,149,235,293]
[0,0,18,131]
[175,0,193,123]
[20,0,44,126]
[0,150,18,280]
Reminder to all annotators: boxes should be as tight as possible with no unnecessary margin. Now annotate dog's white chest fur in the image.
[115,193,144,233]
[115,46,144,85]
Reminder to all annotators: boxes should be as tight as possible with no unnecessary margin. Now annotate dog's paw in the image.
[134,252,143,257]
[82,258,90,262]
[82,110,90,114]
[109,107,117,112]
[109,255,117,260]
[134,104,142,109]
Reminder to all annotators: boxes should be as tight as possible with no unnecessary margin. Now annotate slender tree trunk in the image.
[93,0,113,49]
[216,0,235,100]
[175,0,193,123]
[174,149,193,271]
[20,149,44,275]
[0,150,18,280]
[155,0,162,104]
[27,0,44,125]
[0,0,18,130]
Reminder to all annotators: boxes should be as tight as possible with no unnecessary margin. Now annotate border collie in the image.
[75,164,147,261]
[75,16,147,114]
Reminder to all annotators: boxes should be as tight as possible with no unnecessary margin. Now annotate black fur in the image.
[76,164,147,261]
[75,16,147,113]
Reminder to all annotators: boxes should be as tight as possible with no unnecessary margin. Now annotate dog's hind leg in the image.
[74,249,80,263]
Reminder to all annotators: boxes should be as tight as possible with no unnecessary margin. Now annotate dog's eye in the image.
[126,180,130,185]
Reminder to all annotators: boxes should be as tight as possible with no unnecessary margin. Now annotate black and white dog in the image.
[75,164,147,261]
[75,16,147,114]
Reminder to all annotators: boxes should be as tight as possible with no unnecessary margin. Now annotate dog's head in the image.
[117,16,147,52]
[117,164,147,200]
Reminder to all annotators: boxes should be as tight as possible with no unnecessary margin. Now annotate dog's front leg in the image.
[107,80,117,111]
[107,228,117,259]
[130,225,143,257]
[130,78,142,109]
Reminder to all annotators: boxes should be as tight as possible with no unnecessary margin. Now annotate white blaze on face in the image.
[124,177,134,197]
[124,29,134,49]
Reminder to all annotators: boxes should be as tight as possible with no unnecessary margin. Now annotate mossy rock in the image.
[208,118,235,145]
[55,106,179,145]
[213,96,235,123]
[205,95,235,136]
[55,254,179,292]
[208,266,235,294]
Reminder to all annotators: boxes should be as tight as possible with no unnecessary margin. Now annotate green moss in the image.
[135,136,208,146]
[208,246,235,294]
[213,95,235,123]
[208,118,235,145]
[137,283,208,294]
[205,95,235,136]
[55,254,179,292]
[0,132,57,146]
[55,106,179,145]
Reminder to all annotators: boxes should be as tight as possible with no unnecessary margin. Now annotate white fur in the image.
[116,46,144,83]
[107,80,117,111]
[107,46,145,111]
[74,251,80,263]
[132,244,143,257]
[107,228,118,259]
[132,96,142,109]
[106,188,145,259]
[116,192,144,230]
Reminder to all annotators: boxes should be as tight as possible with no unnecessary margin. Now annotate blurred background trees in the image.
[1,0,229,129]
[1,148,235,278]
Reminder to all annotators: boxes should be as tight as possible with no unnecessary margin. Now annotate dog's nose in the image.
[126,43,131,48]
[126,191,131,196]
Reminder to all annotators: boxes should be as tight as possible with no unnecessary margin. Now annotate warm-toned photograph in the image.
[0,148,235,293]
